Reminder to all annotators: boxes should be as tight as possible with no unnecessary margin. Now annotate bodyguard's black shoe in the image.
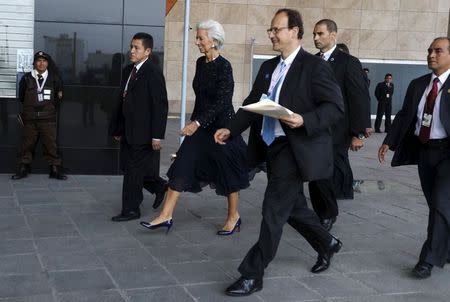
[49,165,67,180]
[111,211,140,222]
[225,276,262,296]
[152,183,168,209]
[412,261,433,279]
[311,237,342,273]
[11,164,30,180]
[321,217,336,231]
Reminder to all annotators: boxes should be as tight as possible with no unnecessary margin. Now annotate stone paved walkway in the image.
[0,119,449,301]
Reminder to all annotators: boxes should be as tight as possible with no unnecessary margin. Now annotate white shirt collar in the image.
[134,57,148,71]
[32,69,48,79]
[321,45,337,61]
[280,45,301,66]
[432,68,450,86]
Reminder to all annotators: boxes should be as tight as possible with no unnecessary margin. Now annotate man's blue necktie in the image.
[262,62,286,145]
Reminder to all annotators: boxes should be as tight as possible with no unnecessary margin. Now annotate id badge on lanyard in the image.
[36,77,48,102]
[422,113,432,127]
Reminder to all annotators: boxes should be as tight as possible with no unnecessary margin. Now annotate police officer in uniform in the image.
[12,51,67,180]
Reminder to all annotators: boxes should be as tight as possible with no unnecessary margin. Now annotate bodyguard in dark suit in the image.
[109,33,168,221]
[375,73,394,132]
[214,9,344,296]
[309,19,371,231]
[379,37,450,279]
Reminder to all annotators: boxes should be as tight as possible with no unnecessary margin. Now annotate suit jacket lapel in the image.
[413,75,431,111]
[263,58,279,95]
[439,76,450,134]
[122,65,133,92]
[328,48,338,67]
[279,48,304,108]
[127,60,148,92]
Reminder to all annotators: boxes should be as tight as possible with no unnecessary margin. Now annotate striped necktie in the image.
[262,62,286,146]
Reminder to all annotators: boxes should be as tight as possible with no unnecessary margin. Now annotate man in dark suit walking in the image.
[375,73,394,132]
[214,9,344,296]
[309,19,371,231]
[379,37,450,279]
[109,32,168,221]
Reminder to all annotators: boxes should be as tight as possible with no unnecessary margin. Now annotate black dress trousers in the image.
[238,138,332,278]
[120,138,155,213]
[417,141,450,267]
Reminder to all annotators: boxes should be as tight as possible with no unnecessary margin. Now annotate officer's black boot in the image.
[49,165,67,180]
[11,164,30,180]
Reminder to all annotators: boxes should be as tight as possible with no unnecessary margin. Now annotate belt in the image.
[23,111,56,120]
[36,111,52,117]
[421,138,449,148]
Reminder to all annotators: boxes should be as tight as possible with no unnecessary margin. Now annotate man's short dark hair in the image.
[337,43,349,54]
[316,19,338,33]
[385,73,392,78]
[275,8,304,39]
[132,32,154,50]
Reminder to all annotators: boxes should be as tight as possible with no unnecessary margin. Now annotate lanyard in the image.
[35,75,47,93]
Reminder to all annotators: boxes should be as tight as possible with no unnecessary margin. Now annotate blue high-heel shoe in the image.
[140,219,173,234]
[217,218,241,236]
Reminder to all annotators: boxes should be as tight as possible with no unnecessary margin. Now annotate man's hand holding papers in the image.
[240,94,304,128]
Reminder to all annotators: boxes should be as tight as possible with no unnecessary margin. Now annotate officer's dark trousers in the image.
[417,140,450,267]
[120,139,155,213]
[374,100,392,132]
[18,120,62,166]
[238,138,332,278]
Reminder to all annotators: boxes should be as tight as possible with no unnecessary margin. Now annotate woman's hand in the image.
[214,128,231,145]
[378,144,389,164]
[180,121,199,136]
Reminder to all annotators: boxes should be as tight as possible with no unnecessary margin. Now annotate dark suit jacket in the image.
[375,81,394,102]
[384,74,450,167]
[322,48,371,144]
[109,59,168,145]
[229,48,344,181]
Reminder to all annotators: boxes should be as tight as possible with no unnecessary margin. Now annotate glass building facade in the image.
[0,0,166,174]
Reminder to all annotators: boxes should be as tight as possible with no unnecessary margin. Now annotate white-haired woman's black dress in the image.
[167,55,249,196]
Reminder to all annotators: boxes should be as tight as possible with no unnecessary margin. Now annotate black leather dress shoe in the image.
[11,164,30,180]
[152,183,169,209]
[49,165,67,180]
[311,237,342,273]
[225,276,263,297]
[321,217,336,231]
[447,258,450,264]
[412,261,433,279]
[111,211,140,222]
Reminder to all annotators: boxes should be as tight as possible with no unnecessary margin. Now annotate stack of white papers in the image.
[240,95,293,119]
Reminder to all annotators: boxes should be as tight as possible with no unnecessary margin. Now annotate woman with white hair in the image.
[140,20,249,235]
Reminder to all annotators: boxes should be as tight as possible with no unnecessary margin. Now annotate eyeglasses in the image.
[266,27,290,35]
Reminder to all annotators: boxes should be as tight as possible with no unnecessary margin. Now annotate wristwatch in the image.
[357,133,366,140]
